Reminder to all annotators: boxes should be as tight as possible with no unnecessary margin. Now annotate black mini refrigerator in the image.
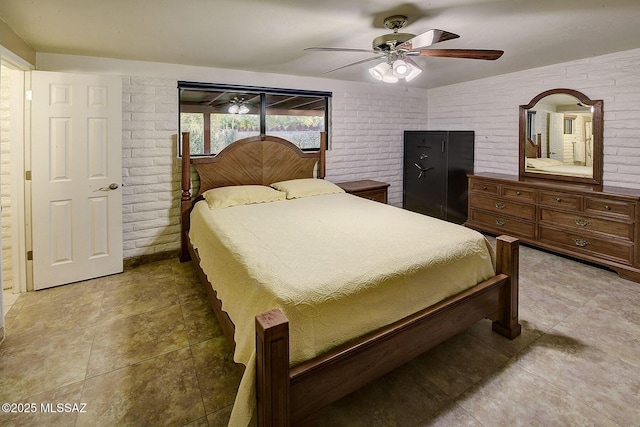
[403,130,474,224]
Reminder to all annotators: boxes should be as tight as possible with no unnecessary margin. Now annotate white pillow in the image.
[270,178,345,199]
[202,185,286,209]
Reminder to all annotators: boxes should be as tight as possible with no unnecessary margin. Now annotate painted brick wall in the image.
[427,48,640,189]
[120,75,428,259]
[0,65,12,289]
[48,47,640,261]
[327,88,428,205]
[121,77,181,259]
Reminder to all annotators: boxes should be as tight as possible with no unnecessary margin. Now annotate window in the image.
[526,111,536,139]
[179,82,331,156]
[563,115,576,135]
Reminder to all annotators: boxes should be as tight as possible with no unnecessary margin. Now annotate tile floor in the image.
[2,289,20,313]
[1,238,639,426]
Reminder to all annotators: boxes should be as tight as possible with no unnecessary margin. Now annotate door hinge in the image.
[27,250,33,261]
[26,170,31,181]
[25,90,32,101]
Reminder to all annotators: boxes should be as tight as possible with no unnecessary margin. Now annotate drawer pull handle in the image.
[573,238,591,248]
[604,205,612,211]
[482,185,488,190]
[495,219,506,226]
[556,197,562,202]
[495,202,506,209]
[574,219,590,227]
[516,191,521,196]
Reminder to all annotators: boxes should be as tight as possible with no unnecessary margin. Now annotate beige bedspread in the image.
[189,192,496,425]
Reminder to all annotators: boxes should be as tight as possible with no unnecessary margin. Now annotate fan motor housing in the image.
[372,33,415,51]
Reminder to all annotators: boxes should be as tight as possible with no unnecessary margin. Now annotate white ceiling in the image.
[1,0,640,89]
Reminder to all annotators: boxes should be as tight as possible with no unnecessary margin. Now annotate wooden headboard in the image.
[179,132,326,260]
[525,134,542,158]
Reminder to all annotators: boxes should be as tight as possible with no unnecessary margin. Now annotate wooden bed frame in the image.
[526,134,542,158]
[180,132,521,426]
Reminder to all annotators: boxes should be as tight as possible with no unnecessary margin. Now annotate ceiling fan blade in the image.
[398,29,459,50]
[418,49,504,60]
[323,56,383,74]
[305,47,377,54]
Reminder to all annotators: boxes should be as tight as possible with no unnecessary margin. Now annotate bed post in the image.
[492,235,521,339]
[180,132,192,262]
[256,309,291,426]
[319,132,326,179]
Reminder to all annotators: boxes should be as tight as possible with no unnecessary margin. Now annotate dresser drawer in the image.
[585,197,635,219]
[338,180,389,204]
[539,226,633,264]
[539,191,581,210]
[355,189,387,203]
[469,209,535,238]
[502,185,536,202]
[470,179,499,195]
[540,209,633,240]
[469,194,535,220]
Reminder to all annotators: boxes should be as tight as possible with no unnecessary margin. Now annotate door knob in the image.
[97,183,119,191]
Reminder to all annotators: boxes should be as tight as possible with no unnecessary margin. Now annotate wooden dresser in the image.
[465,173,640,283]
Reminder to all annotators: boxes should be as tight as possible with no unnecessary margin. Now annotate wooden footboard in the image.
[255,235,520,426]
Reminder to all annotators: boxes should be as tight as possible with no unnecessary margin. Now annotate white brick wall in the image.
[327,88,428,206]
[427,48,640,189]
[120,74,428,259]
[0,65,13,289]
[121,77,181,259]
[42,48,640,261]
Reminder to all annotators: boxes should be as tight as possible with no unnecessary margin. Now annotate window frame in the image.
[178,81,331,156]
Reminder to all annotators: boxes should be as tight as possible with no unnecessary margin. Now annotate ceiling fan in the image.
[305,15,504,83]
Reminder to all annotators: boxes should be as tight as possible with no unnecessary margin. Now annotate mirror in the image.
[519,88,603,185]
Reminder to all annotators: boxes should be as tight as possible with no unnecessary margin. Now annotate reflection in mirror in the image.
[519,89,603,185]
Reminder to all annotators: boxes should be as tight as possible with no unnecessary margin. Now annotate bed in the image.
[180,132,521,426]
[525,157,593,178]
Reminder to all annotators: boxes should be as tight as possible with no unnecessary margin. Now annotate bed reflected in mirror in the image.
[519,88,603,185]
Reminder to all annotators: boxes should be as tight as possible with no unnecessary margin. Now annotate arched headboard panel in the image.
[191,135,322,196]
[180,132,326,260]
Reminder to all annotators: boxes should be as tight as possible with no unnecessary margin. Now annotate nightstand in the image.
[336,180,390,204]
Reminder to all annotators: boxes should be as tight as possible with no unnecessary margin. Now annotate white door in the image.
[31,71,122,290]
[549,112,564,161]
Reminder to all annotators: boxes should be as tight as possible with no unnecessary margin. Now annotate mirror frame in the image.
[519,88,604,185]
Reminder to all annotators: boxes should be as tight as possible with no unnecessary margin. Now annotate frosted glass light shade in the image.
[404,58,423,82]
[392,60,410,78]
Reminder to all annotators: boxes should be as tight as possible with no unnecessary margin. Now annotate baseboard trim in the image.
[123,250,179,270]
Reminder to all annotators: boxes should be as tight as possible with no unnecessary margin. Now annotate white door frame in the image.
[0,47,33,293]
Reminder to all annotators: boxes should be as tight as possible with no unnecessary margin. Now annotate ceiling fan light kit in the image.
[228,97,250,114]
[369,62,399,83]
[369,58,422,83]
[305,15,503,84]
